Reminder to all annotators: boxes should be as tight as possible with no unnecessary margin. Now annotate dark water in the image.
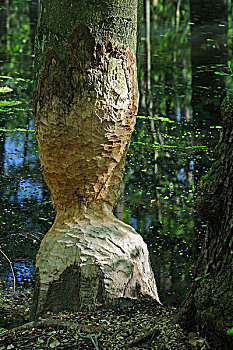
[0,1,232,306]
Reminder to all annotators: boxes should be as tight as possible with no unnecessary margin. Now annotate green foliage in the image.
[215,61,233,76]
[227,327,233,335]
[137,115,174,123]
[0,99,21,108]
[0,87,13,93]
[0,0,232,308]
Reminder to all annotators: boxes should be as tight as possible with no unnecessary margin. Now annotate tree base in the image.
[31,206,160,318]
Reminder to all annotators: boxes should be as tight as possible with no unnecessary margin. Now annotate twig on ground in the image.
[126,328,160,347]
[204,338,211,349]
[0,247,16,293]
[148,328,161,346]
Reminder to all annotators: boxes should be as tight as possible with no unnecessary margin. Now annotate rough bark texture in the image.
[175,96,233,349]
[32,0,159,318]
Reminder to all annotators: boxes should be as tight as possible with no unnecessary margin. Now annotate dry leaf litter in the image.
[0,286,210,349]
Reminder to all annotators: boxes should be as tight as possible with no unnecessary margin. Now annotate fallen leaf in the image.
[37,338,44,343]
[49,339,61,348]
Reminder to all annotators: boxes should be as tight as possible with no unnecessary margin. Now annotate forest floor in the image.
[0,285,211,350]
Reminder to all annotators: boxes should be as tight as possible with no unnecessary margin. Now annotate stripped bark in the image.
[32,0,159,318]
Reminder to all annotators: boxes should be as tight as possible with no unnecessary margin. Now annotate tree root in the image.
[6,318,103,335]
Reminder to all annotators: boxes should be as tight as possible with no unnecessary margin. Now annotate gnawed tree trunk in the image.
[31,0,159,318]
[175,96,233,349]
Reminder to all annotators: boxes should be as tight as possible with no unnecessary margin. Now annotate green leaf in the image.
[214,72,230,76]
[0,75,13,79]
[228,61,233,73]
[227,327,233,335]
[0,100,21,108]
[0,128,34,133]
[0,87,13,93]
[137,115,174,123]
[195,276,202,281]
[37,338,44,343]
[47,331,56,336]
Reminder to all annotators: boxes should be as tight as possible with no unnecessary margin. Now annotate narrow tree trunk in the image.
[29,0,39,53]
[31,0,159,318]
[175,96,233,349]
[0,0,7,47]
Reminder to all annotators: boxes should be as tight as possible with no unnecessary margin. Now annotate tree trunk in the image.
[31,0,159,318]
[175,96,233,349]
[29,0,39,53]
[0,0,7,47]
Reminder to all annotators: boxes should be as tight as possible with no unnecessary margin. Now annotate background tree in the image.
[176,95,233,349]
[31,0,159,318]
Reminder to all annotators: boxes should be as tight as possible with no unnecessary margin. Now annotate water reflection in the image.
[0,0,232,306]
[5,258,35,285]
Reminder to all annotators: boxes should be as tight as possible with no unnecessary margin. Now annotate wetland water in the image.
[0,1,233,307]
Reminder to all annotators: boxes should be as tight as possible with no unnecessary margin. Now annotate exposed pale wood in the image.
[32,2,160,318]
[33,207,160,316]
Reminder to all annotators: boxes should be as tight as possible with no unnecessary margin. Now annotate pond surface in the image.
[0,2,233,307]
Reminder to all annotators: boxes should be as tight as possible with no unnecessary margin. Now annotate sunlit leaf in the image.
[0,75,13,79]
[137,115,174,123]
[227,327,233,335]
[0,100,21,108]
[195,276,202,281]
[0,87,13,93]
[0,128,34,132]
[214,72,230,76]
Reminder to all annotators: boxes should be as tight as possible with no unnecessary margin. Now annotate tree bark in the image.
[175,95,233,349]
[31,0,159,318]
